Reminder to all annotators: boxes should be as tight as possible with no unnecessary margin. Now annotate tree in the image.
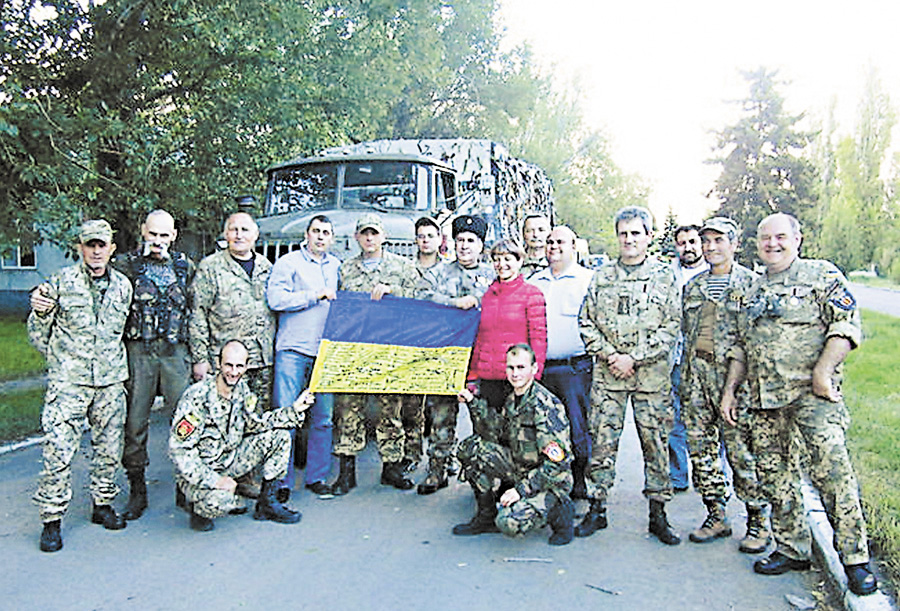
[707,68,818,265]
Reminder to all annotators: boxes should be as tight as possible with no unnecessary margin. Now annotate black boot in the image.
[574,500,607,537]
[547,495,575,546]
[452,488,500,536]
[331,455,357,496]
[381,462,414,490]
[570,458,588,500]
[417,457,449,495]
[253,480,302,524]
[91,503,127,530]
[40,520,63,552]
[648,499,680,545]
[123,469,148,521]
[175,486,189,512]
[190,510,214,532]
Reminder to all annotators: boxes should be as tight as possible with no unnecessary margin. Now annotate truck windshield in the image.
[267,160,427,215]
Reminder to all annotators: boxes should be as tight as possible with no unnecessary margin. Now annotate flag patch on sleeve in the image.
[174,413,200,441]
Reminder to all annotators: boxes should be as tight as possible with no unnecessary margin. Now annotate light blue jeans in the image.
[273,350,334,487]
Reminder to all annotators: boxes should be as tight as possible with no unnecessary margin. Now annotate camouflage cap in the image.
[700,217,739,240]
[356,212,384,233]
[79,220,114,244]
[451,215,487,242]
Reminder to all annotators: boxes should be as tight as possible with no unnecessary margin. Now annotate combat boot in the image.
[331,455,357,496]
[689,499,731,543]
[547,495,575,546]
[648,499,680,545]
[739,505,771,554]
[39,520,63,552]
[381,462,414,490]
[190,510,214,532]
[91,503,127,530]
[253,479,302,524]
[452,489,500,536]
[417,457,449,495]
[123,469,148,521]
[574,500,607,538]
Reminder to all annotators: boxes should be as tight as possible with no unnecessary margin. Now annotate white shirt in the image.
[528,262,594,360]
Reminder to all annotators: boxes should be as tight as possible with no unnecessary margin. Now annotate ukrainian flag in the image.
[308,291,480,395]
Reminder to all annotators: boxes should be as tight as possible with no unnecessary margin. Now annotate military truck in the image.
[256,139,555,261]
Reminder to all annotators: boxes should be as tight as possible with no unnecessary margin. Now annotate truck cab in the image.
[257,153,458,261]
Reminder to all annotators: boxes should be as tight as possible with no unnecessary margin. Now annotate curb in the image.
[0,434,44,456]
[802,480,895,610]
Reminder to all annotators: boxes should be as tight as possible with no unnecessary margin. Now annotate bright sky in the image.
[498,0,900,224]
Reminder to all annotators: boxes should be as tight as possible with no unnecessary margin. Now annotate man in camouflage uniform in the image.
[113,209,195,520]
[453,343,575,545]
[415,215,495,494]
[330,213,420,493]
[520,214,550,278]
[169,340,310,531]
[722,213,878,596]
[189,212,275,407]
[399,217,445,475]
[575,206,682,545]
[680,217,770,552]
[27,220,133,552]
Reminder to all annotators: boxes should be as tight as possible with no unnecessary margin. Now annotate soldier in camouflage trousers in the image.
[414,215,495,495]
[680,217,770,553]
[189,212,275,409]
[28,220,132,552]
[330,213,420,493]
[453,343,575,545]
[169,341,311,531]
[722,213,877,596]
[576,206,682,545]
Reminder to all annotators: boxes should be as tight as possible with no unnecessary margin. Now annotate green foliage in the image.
[0,388,44,442]
[1,0,645,256]
[708,68,818,266]
[845,310,900,583]
[0,316,45,381]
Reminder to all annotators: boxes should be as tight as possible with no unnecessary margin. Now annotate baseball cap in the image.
[356,213,384,233]
[415,216,441,234]
[80,220,113,244]
[700,217,739,240]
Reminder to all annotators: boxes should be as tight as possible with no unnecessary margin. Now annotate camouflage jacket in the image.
[339,251,418,297]
[579,256,679,392]
[415,260,495,305]
[521,256,548,279]
[27,262,132,386]
[680,263,758,395]
[468,381,573,498]
[168,376,304,489]
[729,258,861,410]
[188,250,275,369]
[114,250,195,344]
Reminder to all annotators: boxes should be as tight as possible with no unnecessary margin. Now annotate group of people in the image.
[24,204,878,596]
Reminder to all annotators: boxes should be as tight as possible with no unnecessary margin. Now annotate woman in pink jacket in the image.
[468,239,547,411]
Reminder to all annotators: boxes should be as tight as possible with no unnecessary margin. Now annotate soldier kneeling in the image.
[454,343,575,546]
[169,340,311,531]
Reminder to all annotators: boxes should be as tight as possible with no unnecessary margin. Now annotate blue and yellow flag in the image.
[308,291,480,395]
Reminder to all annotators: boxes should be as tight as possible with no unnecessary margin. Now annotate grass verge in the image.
[0,387,44,442]
[846,309,900,584]
[0,315,45,381]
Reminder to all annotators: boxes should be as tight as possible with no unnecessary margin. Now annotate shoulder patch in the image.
[542,441,566,463]
[174,412,201,442]
[829,286,857,311]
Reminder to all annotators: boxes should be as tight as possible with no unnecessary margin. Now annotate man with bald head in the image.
[189,212,275,408]
[114,209,195,520]
[528,225,594,499]
[722,213,878,595]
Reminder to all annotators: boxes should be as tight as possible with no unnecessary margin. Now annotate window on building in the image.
[1,242,37,269]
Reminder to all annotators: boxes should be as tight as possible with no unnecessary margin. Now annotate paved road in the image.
[851,283,900,318]
[0,407,829,611]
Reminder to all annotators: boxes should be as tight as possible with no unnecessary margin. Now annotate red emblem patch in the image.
[543,441,566,463]
[174,416,196,441]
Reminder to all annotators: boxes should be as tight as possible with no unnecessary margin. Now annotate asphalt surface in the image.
[0,406,831,611]
[850,283,900,318]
